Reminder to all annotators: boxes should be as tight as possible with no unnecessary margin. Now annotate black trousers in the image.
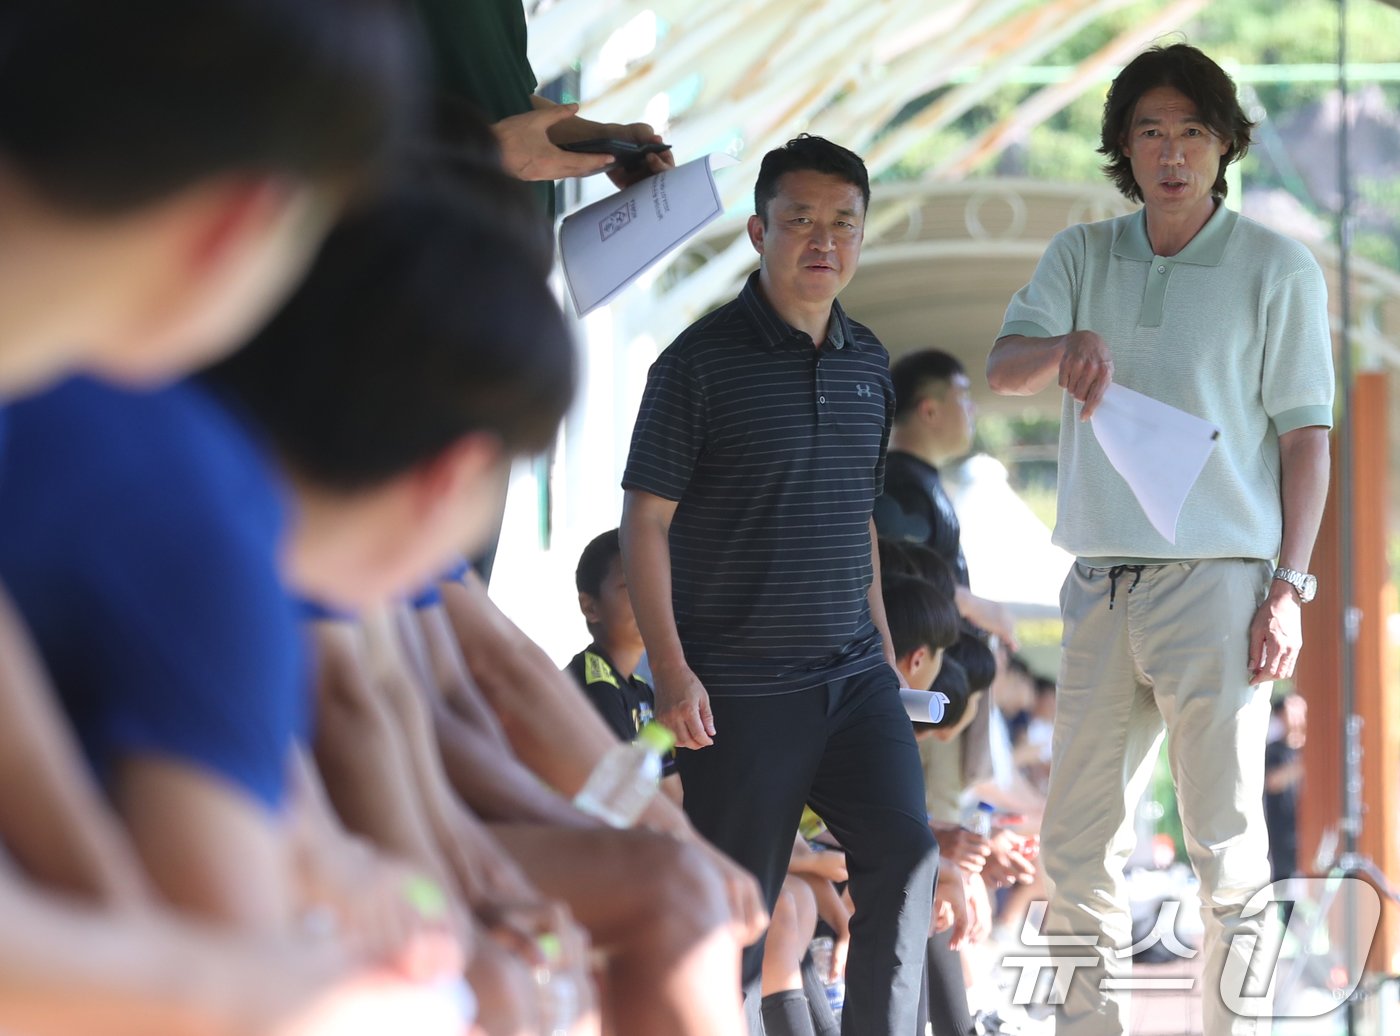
[677,664,939,1036]
[924,930,976,1036]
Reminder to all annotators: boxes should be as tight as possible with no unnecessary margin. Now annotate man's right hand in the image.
[492,104,615,182]
[652,661,716,749]
[1058,330,1114,420]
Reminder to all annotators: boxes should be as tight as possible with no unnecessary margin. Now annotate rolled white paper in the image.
[901,688,952,725]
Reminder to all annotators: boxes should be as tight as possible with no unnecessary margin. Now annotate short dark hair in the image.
[897,542,958,605]
[403,101,554,274]
[883,575,960,659]
[410,144,554,277]
[1099,43,1253,202]
[754,134,870,225]
[576,529,621,599]
[878,537,917,582]
[205,181,575,491]
[947,631,997,695]
[0,0,418,213]
[891,350,966,423]
[914,656,969,733]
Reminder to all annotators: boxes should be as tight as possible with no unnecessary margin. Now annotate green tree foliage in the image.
[883,0,1400,272]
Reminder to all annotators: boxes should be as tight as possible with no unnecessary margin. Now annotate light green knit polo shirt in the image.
[999,202,1334,563]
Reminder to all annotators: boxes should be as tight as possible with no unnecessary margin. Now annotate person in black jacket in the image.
[873,350,1018,649]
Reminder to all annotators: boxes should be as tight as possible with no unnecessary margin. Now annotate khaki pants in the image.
[1040,559,1274,1036]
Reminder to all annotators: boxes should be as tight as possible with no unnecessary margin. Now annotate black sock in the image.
[800,956,841,1036]
[761,989,816,1036]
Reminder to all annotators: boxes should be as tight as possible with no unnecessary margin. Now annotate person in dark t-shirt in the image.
[873,349,1019,648]
[567,530,679,796]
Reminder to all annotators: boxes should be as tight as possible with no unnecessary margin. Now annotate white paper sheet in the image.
[1089,384,1220,544]
[901,688,952,725]
[558,154,726,316]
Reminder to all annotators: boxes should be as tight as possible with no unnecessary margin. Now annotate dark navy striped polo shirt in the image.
[623,271,895,697]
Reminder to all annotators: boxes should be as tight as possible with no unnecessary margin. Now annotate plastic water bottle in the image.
[534,932,579,1036]
[572,722,676,827]
[808,935,845,1020]
[964,800,997,838]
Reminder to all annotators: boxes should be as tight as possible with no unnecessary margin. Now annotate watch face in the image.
[1301,574,1318,603]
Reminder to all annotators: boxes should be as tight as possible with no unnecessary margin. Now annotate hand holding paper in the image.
[1089,384,1220,543]
[559,154,729,316]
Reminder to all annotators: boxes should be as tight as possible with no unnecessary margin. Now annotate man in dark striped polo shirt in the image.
[621,135,938,1036]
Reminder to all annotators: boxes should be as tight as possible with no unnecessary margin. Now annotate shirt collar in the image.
[585,643,640,685]
[739,270,852,352]
[889,448,940,478]
[1111,201,1237,267]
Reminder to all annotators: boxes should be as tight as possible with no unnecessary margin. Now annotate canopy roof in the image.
[535,0,1399,408]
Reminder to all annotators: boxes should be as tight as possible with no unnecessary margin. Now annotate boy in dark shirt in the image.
[567,529,680,797]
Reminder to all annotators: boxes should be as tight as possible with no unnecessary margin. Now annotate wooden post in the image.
[1295,370,1399,973]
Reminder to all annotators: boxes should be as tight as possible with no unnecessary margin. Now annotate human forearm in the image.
[1247,426,1330,683]
[309,630,459,906]
[360,613,547,907]
[0,590,148,904]
[988,331,1113,418]
[621,490,717,748]
[414,607,509,751]
[986,334,1066,396]
[440,574,647,798]
[619,493,687,672]
[866,518,899,670]
[406,604,596,826]
[1276,426,1330,572]
[116,758,292,932]
[0,874,238,1036]
[433,699,596,828]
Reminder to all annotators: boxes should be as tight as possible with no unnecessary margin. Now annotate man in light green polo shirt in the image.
[988,44,1332,1036]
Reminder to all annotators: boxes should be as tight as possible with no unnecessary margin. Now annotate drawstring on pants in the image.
[1107,565,1144,610]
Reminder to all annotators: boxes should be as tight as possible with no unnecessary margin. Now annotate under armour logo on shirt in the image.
[855,383,873,398]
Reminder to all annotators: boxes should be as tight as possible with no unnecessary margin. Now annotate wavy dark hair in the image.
[1099,43,1253,202]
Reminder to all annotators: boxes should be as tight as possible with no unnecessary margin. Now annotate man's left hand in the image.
[1248,581,1303,684]
[602,122,674,187]
[546,115,674,187]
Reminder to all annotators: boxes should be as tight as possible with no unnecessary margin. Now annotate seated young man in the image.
[885,574,958,699]
[567,528,682,804]
[0,0,415,906]
[0,183,573,1036]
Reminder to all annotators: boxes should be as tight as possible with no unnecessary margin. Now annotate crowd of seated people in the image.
[0,3,773,1034]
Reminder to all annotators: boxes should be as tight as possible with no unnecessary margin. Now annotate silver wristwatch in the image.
[1273,567,1317,604]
